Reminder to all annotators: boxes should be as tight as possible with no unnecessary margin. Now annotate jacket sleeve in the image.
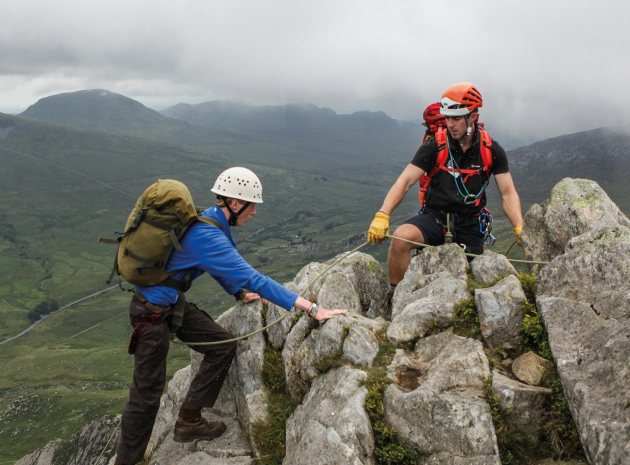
[182,224,299,310]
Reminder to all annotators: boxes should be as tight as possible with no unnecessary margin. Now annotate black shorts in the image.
[403,208,485,255]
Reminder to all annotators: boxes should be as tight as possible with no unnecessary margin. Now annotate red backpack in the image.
[418,127,493,208]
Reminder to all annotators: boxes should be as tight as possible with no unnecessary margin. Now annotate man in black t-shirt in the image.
[367,82,523,296]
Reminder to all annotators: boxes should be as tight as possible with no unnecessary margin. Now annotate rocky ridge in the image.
[15,178,629,465]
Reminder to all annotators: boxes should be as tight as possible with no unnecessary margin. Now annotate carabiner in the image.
[463,194,477,205]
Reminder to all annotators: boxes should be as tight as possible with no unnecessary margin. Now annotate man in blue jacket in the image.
[115,167,347,465]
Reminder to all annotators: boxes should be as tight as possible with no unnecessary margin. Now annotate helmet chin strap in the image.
[222,197,251,226]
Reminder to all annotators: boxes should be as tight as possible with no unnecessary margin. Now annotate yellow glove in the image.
[514,225,523,246]
[368,211,390,244]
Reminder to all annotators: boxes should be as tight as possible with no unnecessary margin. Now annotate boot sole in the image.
[173,430,225,443]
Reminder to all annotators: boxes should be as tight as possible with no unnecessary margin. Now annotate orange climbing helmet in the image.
[439,82,483,116]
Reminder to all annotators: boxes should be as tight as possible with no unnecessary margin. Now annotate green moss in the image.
[521,301,552,360]
[541,375,586,460]
[363,369,420,465]
[313,349,344,374]
[518,272,538,304]
[251,347,298,465]
[452,296,482,340]
[373,328,396,366]
[366,259,381,274]
[467,274,492,291]
[356,330,420,465]
[290,312,303,325]
[484,378,537,465]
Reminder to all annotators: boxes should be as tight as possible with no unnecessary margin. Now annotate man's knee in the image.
[389,225,424,254]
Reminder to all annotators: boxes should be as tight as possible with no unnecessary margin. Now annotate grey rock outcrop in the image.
[491,369,552,446]
[283,313,385,400]
[15,416,119,465]
[474,275,527,348]
[535,201,629,462]
[523,177,629,263]
[266,282,299,350]
[384,330,500,464]
[388,244,469,343]
[216,302,268,440]
[470,250,518,286]
[284,366,373,465]
[393,244,468,310]
[145,344,254,464]
[291,252,389,318]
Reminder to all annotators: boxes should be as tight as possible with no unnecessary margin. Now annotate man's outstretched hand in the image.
[313,307,347,321]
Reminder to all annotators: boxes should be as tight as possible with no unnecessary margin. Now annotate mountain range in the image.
[1,88,629,463]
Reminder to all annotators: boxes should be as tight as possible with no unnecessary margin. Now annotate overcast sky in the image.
[1,0,629,140]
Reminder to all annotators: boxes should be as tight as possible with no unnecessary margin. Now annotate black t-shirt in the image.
[411,129,509,214]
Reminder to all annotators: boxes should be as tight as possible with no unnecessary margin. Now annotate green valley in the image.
[0,91,628,463]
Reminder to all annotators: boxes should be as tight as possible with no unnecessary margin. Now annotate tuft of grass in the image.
[467,275,492,291]
[541,376,586,461]
[313,349,344,374]
[362,368,419,465]
[372,328,396,367]
[251,347,298,465]
[452,296,482,340]
[484,378,538,465]
[521,301,552,360]
[518,272,537,304]
[347,329,421,465]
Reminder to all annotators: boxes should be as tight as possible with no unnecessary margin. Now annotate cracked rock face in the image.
[523,177,629,263]
[470,250,518,286]
[291,252,389,318]
[284,366,374,465]
[491,369,552,446]
[383,331,500,464]
[537,225,630,464]
[283,314,385,401]
[388,253,469,344]
[475,275,527,348]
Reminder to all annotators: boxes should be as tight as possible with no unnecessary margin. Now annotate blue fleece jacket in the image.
[135,206,298,309]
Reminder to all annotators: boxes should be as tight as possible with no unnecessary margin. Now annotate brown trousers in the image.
[116,295,237,465]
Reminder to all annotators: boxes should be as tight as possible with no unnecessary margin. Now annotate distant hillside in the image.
[20,89,169,132]
[506,127,630,210]
[2,94,629,463]
[161,100,412,136]
[18,89,237,146]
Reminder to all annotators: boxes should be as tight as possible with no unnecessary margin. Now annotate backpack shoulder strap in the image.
[158,215,222,292]
[479,128,493,173]
[434,127,449,168]
[419,128,449,207]
[197,216,221,228]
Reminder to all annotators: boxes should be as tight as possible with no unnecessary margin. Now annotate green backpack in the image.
[104,179,218,288]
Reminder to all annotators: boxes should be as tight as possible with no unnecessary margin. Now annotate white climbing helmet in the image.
[211,167,263,203]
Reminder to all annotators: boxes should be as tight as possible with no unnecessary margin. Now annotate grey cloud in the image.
[1,0,629,141]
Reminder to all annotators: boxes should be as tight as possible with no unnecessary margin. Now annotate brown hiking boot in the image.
[173,417,226,442]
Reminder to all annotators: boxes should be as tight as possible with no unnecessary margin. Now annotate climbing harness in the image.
[418,127,493,208]
[444,213,454,243]
[446,136,490,206]
[479,207,496,246]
